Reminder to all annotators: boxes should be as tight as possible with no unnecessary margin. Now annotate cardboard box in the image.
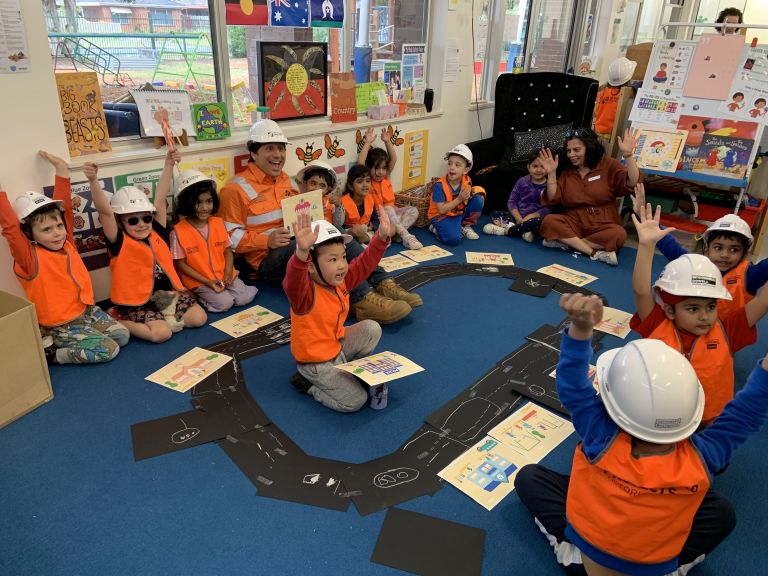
[625,42,652,81]
[0,291,53,428]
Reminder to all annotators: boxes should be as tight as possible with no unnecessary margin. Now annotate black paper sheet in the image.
[399,424,470,472]
[393,268,432,292]
[371,508,486,576]
[508,270,556,297]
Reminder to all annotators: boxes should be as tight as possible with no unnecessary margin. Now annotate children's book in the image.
[192,102,230,140]
[329,72,357,123]
[54,71,111,156]
[632,126,688,172]
[691,134,753,180]
[280,189,324,236]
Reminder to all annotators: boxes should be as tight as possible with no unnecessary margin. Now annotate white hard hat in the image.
[310,219,351,248]
[597,339,704,443]
[247,119,289,145]
[12,191,63,222]
[110,186,156,215]
[175,169,216,197]
[608,57,637,86]
[445,144,473,167]
[653,254,732,301]
[296,161,338,190]
[702,213,753,249]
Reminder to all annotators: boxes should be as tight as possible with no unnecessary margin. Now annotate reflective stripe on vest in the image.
[247,209,283,226]
[567,432,709,564]
[649,318,733,421]
[231,177,260,201]
[15,241,93,327]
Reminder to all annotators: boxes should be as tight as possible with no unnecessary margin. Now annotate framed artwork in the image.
[258,42,328,120]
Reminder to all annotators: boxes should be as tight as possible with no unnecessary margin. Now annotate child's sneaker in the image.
[352,291,412,324]
[401,233,423,250]
[429,224,438,236]
[542,239,570,251]
[591,250,618,266]
[522,231,535,243]
[290,372,312,395]
[461,226,479,240]
[42,335,58,365]
[483,223,508,236]
[375,278,423,308]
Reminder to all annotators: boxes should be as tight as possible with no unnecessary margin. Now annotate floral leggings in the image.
[42,305,130,364]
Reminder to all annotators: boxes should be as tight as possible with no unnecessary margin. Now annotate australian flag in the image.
[269,0,309,27]
[310,0,344,28]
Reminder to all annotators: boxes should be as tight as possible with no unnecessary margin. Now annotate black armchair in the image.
[467,72,598,213]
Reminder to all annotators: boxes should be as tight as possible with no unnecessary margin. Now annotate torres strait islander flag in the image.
[310,0,344,28]
[269,0,310,27]
[225,0,268,25]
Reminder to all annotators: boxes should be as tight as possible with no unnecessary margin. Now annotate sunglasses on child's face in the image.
[125,215,154,226]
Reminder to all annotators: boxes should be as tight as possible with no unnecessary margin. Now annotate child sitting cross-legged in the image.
[283,209,392,412]
[0,151,129,364]
[428,144,485,245]
[483,151,550,242]
[340,164,377,245]
[92,150,207,342]
[515,292,768,576]
[170,168,257,312]
[631,203,768,424]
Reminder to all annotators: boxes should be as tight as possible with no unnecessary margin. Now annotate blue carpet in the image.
[1,219,766,575]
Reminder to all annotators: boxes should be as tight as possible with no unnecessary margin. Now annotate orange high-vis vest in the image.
[110,230,183,306]
[427,175,471,221]
[595,86,622,135]
[371,178,395,206]
[649,318,733,422]
[341,193,374,226]
[173,217,229,289]
[291,281,348,363]
[15,241,94,327]
[720,260,752,318]
[567,432,710,565]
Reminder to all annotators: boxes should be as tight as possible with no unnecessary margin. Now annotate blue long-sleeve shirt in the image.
[656,234,768,296]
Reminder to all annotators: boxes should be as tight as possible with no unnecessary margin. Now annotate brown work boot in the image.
[352,290,411,324]
[374,278,423,308]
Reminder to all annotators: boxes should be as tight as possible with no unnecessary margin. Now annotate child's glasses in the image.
[125,215,154,226]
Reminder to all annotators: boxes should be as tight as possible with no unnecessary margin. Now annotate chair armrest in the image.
[466,137,505,176]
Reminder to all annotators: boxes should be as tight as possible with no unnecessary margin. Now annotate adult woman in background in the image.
[538,127,640,266]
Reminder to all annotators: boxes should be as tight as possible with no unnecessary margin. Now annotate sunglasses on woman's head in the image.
[564,129,583,139]
[125,215,154,226]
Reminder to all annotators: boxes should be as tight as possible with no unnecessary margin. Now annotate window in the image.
[225,0,430,128]
[43,0,218,138]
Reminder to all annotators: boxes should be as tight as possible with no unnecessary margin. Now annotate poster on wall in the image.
[384,62,402,96]
[55,72,111,156]
[179,157,232,190]
[683,34,744,100]
[258,42,327,120]
[329,72,357,123]
[401,44,427,91]
[645,40,695,97]
[401,130,428,189]
[44,177,115,271]
[719,45,768,123]
[629,88,682,127]
[0,0,31,73]
[114,168,165,210]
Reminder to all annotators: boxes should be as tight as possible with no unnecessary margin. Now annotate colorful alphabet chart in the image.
[336,351,424,386]
[146,347,233,393]
[210,306,284,338]
[629,89,683,127]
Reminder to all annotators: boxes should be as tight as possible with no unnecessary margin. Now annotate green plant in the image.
[228,26,246,58]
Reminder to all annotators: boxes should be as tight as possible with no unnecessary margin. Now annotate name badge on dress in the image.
[588,175,601,182]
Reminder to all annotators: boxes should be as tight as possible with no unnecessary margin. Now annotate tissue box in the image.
[367,104,400,120]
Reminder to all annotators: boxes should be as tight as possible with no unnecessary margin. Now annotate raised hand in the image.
[365,127,376,143]
[376,205,391,241]
[294,211,319,254]
[38,150,69,178]
[538,148,559,175]
[631,202,675,246]
[165,148,181,166]
[380,127,388,142]
[83,162,99,181]
[617,127,639,158]
[560,293,604,332]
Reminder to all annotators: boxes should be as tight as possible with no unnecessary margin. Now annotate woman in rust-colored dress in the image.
[538,127,640,266]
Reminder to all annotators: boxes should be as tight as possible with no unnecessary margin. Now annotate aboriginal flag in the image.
[225,0,268,25]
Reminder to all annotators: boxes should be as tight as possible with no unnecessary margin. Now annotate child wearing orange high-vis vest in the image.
[169,168,256,313]
[283,210,393,412]
[632,183,768,319]
[0,151,129,364]
[341,163,376,245]
[428,144,485,245]
[92,150,207,343]
[516,293,768,576]
[630,203,768,424]
[358,126,423,250]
